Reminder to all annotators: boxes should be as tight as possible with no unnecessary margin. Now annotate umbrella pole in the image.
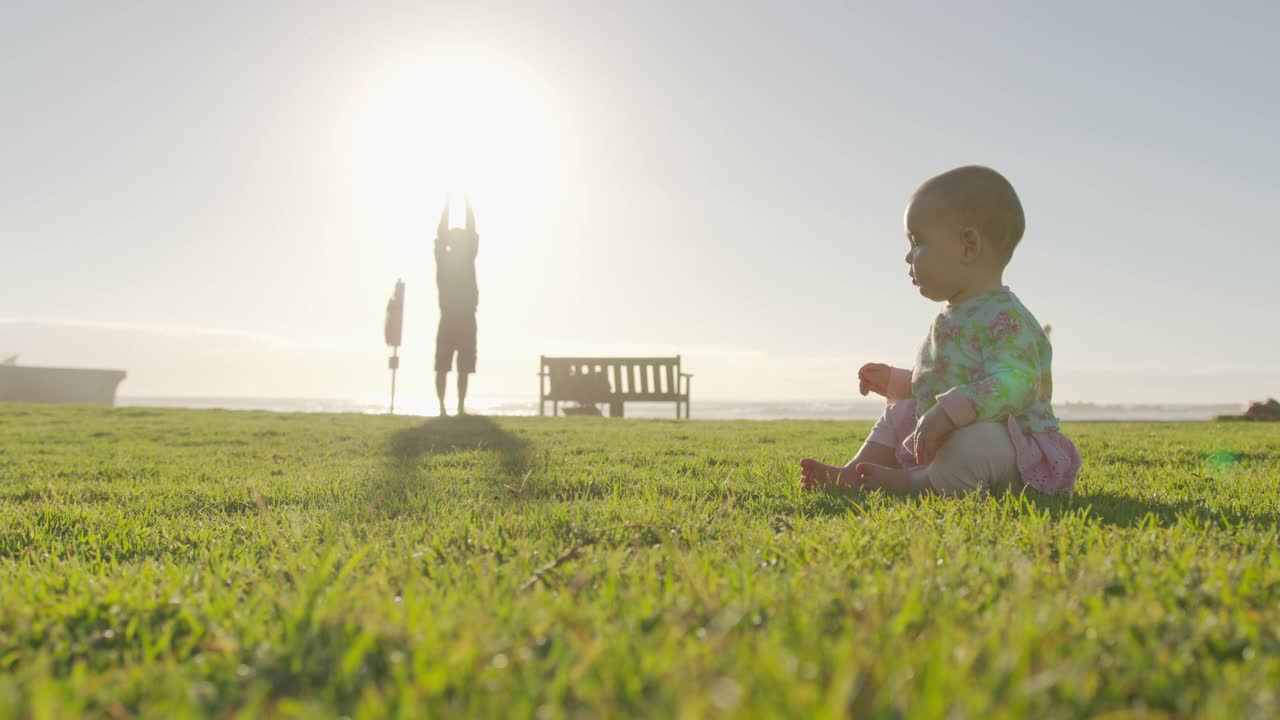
[389,347,400,414]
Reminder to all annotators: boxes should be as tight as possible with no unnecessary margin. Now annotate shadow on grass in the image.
[353,415,532,520]
[1028,488,1280,529]
[386,415,531,477]
[788,485,1280,530]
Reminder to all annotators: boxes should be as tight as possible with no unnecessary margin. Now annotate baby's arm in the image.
[859,363,913,401]
[934,309,1042,427]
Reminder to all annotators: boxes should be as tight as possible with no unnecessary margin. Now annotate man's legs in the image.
[435,315,453,417]
[435,371,448,417]
[455,314,476,416]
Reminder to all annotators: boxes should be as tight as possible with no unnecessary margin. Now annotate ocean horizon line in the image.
[115,395,1248,422]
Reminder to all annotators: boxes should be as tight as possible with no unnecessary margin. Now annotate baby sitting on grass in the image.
[801,166,1080,495]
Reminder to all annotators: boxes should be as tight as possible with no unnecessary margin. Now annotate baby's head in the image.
[903,166,1024,303]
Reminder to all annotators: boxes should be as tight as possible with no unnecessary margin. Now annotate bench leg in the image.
[609,401,624,418]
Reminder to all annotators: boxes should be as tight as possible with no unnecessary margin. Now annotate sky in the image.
[2,1,1277,405]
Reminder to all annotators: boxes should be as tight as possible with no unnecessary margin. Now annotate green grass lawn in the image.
[1,404,1277,719]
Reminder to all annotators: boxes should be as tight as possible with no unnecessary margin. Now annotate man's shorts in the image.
[435,313,477,373]
[867,400,1022,495]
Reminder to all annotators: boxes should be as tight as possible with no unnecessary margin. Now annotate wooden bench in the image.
[539,356,692,418]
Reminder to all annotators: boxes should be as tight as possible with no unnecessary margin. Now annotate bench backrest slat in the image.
[541,356,685,399]
[543,357,680,366]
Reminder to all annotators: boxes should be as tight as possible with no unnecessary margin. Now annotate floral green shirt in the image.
[911,287,1059,434]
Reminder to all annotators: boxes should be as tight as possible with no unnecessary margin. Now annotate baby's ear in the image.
[960,227,982,262]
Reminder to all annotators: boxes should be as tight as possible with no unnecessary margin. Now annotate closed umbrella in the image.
[385,279,405,413]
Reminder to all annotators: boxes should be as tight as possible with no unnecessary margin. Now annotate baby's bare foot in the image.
[799,458,857,491]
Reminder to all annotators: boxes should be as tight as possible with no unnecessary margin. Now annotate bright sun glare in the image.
[357,56,557,252]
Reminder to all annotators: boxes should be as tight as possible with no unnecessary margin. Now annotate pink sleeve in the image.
[886,367,913,402]
[936,386,978,427]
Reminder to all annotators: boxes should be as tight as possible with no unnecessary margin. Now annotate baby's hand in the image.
[858,363,891,397]
[912,406,956,465]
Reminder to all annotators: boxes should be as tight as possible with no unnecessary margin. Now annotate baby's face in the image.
[903,191,969,302]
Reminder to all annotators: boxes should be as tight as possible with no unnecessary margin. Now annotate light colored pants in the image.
[867,402,1023,495]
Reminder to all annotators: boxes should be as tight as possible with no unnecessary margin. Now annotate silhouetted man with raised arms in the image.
[433,198,479,416]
